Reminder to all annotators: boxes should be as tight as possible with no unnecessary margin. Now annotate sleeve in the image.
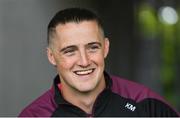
[138,98,179,117]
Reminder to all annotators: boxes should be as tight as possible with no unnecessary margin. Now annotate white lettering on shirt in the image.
[125,102,136,111]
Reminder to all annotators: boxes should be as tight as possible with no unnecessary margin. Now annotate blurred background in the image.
[0,0,180,116]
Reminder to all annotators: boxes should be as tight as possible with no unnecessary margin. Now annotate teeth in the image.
[75,69,94,75]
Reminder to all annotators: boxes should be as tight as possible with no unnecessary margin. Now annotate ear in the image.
[47,47,57,66]
[104,38,110,58]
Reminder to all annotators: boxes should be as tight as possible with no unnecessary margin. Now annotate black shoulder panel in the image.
[138,98,179,117]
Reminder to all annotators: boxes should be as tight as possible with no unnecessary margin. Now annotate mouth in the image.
[73,68,95,76]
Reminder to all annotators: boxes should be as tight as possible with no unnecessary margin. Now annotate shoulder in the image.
[110,75,180,116]
[110,75,164,102]
[19,88,57,117]
[138,98,179,116]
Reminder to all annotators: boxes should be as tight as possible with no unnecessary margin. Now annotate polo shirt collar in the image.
[53,71,112,105]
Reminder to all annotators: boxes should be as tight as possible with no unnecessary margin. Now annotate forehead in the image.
[52,21,103,46]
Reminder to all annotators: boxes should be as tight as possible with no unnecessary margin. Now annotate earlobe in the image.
[47,47,57,66]
[104,38,110,58]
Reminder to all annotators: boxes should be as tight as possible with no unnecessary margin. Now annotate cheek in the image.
[90,53,105,66]
[57,56,77,70]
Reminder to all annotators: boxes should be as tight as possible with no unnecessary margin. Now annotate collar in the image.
[53,71,112,105]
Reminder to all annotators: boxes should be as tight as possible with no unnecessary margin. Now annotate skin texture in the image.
[47,21,109,113]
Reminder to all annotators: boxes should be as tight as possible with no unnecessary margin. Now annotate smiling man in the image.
[47,19,109,114]
[19,8,179,117]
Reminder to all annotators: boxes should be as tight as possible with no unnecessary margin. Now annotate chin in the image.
[77,84,97,93]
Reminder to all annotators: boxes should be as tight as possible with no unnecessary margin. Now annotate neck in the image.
[60,77,106,114]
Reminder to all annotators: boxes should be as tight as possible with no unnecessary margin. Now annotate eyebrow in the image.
[87,42,102,47]
[60,45,77,52]
[60,42,102,52]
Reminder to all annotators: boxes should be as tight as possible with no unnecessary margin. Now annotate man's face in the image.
[47,21,109,93]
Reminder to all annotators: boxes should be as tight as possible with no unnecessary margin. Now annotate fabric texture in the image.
[19,72,179,117]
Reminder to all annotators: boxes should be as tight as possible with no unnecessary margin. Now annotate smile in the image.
[74,69,95,75]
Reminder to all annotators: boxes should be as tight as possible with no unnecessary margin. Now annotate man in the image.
[19,8,179,117]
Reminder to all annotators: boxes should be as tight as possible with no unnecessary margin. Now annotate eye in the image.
[60,46,77,56]
[88,44,100,52]
[91,45,99,49]
[63,49,76,56]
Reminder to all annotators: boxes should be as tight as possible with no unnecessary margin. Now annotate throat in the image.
[60,75,106,114]
[77,95,95,114]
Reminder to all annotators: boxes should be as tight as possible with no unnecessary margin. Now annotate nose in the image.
[78,50,90,67]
